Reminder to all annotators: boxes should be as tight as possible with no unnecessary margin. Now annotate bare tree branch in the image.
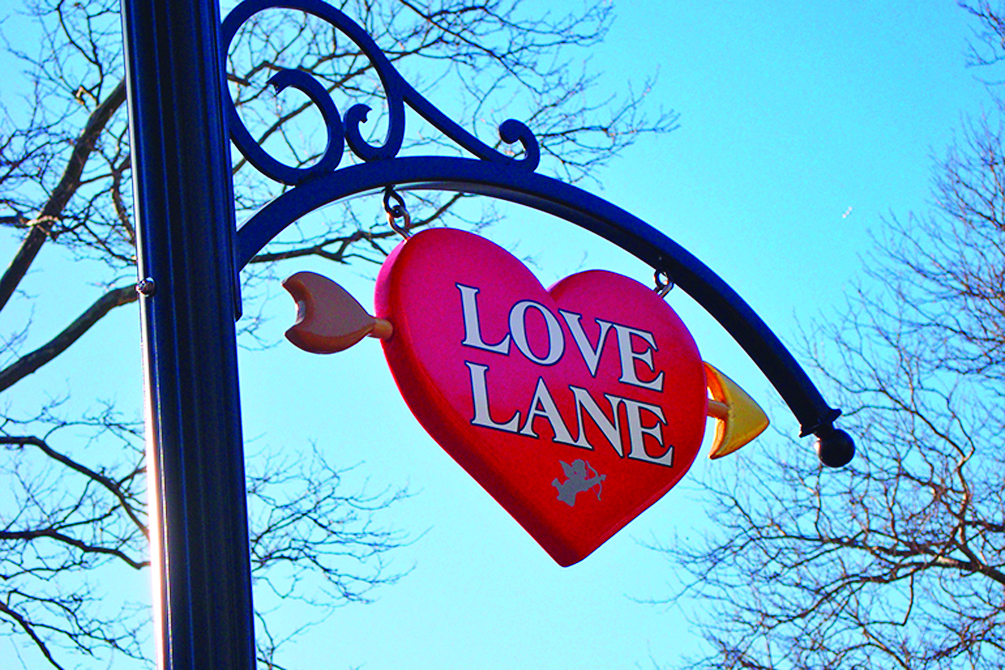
[0,284,137,393]
[0,599,68,670]
[0,435,147,540]
[0,79,126,313]
[650,11,1005,662]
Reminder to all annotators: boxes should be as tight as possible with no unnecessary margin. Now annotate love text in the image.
[457,283,673,467]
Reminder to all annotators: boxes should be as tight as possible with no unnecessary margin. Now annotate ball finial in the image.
[815,426,855,467]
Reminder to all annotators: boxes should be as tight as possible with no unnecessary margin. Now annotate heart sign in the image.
[373,228,707,566]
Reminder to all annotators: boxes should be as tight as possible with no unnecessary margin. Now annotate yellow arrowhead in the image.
[704,362,769,459]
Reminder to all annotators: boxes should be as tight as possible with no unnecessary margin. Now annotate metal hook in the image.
[654,269,674,298]
[383,186,411,238]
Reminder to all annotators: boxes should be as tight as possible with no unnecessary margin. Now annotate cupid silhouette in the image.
[552,459,606,507]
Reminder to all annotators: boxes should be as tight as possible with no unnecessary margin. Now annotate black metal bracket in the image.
[222,0,854,465]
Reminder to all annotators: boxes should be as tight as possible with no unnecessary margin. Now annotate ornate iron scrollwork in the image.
[221,0,540,186]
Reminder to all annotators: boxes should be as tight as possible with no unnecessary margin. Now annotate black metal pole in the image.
[121,1,255,669]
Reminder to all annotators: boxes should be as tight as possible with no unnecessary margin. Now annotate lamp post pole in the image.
[120,1,256,668]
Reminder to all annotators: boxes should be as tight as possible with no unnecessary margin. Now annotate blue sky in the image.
[0,1,994,668]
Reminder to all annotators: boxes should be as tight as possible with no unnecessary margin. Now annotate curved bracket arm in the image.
[235,157,848,451]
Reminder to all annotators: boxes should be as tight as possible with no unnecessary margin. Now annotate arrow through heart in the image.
[283,228,767,565]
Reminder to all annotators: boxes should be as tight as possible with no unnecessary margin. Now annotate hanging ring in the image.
[654,269,674,297]
[383,186,411,238]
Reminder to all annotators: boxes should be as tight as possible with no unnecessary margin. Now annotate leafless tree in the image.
[651,4,1005,668]
[0,0,675,667]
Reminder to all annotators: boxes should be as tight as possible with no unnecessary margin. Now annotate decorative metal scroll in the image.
[221,0,854,462]
[221,0,539,186]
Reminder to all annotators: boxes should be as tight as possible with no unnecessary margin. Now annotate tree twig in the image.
[0,79,126,314]
[0,284,137,393]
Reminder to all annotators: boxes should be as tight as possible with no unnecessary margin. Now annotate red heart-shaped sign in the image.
[376,229,706,565]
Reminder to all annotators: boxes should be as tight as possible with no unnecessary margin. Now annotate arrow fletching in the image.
[282,271,392,354]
